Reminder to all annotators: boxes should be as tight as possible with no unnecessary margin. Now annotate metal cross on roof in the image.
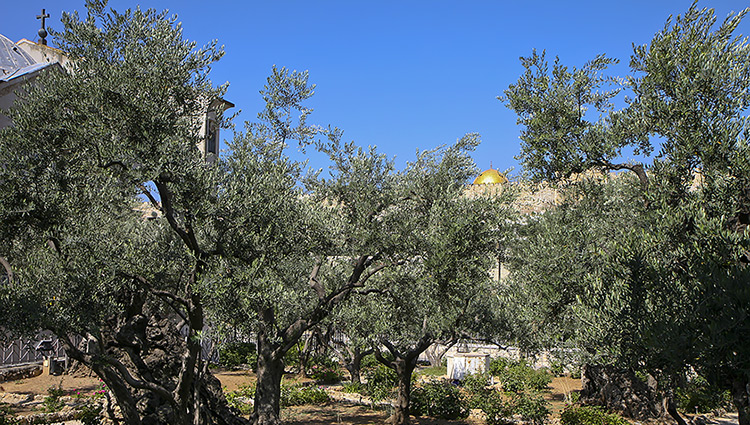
[37,8,50,45]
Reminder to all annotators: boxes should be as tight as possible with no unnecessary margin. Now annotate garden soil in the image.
[0,369,738,424]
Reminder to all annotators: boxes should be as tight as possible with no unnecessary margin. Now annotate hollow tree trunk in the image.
[733,378,750,425]
[391,358,417,425]
[252,330,285,425]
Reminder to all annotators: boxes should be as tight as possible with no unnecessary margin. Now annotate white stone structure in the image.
[446,352,490,380]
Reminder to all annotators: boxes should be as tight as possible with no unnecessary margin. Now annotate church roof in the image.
[473,168,508,185]
[0,62,55,83]
[0,34,36,77]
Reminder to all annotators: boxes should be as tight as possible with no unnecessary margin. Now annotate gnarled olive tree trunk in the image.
[61,290,248,425]
[733,378,750,425]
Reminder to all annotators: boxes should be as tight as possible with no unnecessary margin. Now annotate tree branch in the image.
[594,159,649,188]
[106,355,175,404]
[154,179,203,257]
[308,259,324,300]
[0,255,13,285]
[138,183,162,212]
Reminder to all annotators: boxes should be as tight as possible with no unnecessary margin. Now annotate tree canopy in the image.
[502,3,750,424]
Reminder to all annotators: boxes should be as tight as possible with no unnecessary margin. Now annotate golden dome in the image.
[473,168,508,185]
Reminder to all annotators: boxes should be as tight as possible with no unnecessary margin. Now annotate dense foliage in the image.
[502,3,750,423]
[219,343,258,370]
[409,380,468,420]
[560,406,629,425]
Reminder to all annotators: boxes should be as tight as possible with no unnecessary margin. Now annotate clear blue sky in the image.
[2,1,748,177]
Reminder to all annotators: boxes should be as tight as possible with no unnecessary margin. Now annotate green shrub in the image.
[489,357,512,376]
[570,366,582,380]
[462,372,491,395]
[365,364,398,402]
[341,381,365,394]
[499,361,551,393]
[462,372,492,408]
[512,392,550,425]
[219,342,257,370]
[560,405,629,425]
[550,360,565,377]
[0,403,19,425]
[307,356,343,384]
[43,386,66,412]
[410,380,468,420]
[361,352,391,371]
[225,384,256,415]
[284,342,302,370]
[76,402,103,425]
[676,375,732,414]
[280,384,330,407]
[478,391,514,425]
[418,365,447,377]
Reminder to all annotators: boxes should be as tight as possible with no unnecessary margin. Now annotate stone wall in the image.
[0,363,42,383]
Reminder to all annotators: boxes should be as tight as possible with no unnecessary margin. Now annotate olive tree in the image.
[322,138,514,425]
[0,2,242,424]
[501,3,750,424]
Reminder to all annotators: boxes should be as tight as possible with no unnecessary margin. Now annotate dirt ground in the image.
[0,368,580,424]
[281,404,484,425]
[0,370,101,396]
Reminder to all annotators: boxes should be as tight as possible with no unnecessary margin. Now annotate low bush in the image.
[365,364,398,402]
[570,366,581,380]
[462,372,491,394]
[361,352,391,372]
[219,342,257,370]
[0,403,19,425]
[498,361,551,393]
[550,360,565,377]
[676,375,732,414]
[512,392,550,425]
[417,365,447,377]
[341,381,365,394]
[76,401,103,425]
[225,384,256,415]
[462,372,492,408]
[560,405,629,425]
[307,356,343,384]
[43,386,66,412]
[280,384,330,407]
[478,391,514,425]
[410,380,468,420]
[489,357,512,376]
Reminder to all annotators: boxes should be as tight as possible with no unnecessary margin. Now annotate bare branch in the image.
[594,159,649,188]
[0,255,13,285]
[137,183,162,212]
[308,259,324,300]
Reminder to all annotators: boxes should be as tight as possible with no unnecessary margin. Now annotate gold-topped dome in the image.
[473,168,508,185]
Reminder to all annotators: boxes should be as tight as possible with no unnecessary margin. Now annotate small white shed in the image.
[446,352,490,380]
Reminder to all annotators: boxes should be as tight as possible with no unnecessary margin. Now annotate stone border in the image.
[0,363,42,383]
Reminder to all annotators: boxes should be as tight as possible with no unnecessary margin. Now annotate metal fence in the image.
[0,334,69,367]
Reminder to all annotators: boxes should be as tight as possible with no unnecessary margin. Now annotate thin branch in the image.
[154,179,201,256]
[137,183,162,212]
[0,255,13,285]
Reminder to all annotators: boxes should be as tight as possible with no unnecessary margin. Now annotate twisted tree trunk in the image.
[60,294,248,425]
[733,378,750,425]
